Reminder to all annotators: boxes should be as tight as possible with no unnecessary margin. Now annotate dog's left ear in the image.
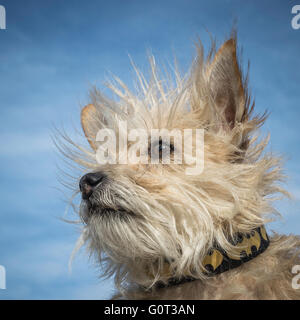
[207,38,246,128]
[81,104,98,150]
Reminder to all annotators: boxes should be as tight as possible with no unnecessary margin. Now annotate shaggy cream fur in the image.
[58,34,300,299]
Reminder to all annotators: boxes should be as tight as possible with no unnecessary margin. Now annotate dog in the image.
[61,34,300,299]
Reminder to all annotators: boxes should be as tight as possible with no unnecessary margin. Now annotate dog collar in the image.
[202,225,269,275]
[155,225,270,287]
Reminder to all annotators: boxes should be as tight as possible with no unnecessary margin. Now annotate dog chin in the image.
[79,199,133,223]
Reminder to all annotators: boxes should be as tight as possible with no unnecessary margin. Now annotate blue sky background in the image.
[0,0,299,299]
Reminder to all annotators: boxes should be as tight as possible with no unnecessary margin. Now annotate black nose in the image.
[79,172,106,200]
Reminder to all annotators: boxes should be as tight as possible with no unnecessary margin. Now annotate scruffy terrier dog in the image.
[61,34,300,299]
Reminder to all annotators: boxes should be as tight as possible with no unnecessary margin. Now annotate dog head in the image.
[64,37,285,288]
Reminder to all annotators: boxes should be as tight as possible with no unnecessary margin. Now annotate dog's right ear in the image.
[81,104,98,151]
[206,38,247,129]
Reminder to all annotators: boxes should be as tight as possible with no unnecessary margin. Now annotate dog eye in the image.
[159,140,174,153]
[149,139,175,162]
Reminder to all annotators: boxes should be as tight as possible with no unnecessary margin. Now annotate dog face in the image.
[68,38,283,287]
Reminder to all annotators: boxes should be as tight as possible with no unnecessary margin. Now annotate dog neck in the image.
[154,225,270,288]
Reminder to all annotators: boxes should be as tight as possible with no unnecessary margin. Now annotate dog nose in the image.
[79,172,106,200]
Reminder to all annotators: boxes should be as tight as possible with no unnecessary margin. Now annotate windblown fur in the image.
[57,34,300,299]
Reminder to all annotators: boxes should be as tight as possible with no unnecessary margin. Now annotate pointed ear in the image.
[81,104,98,150]
[207,39,246,128]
